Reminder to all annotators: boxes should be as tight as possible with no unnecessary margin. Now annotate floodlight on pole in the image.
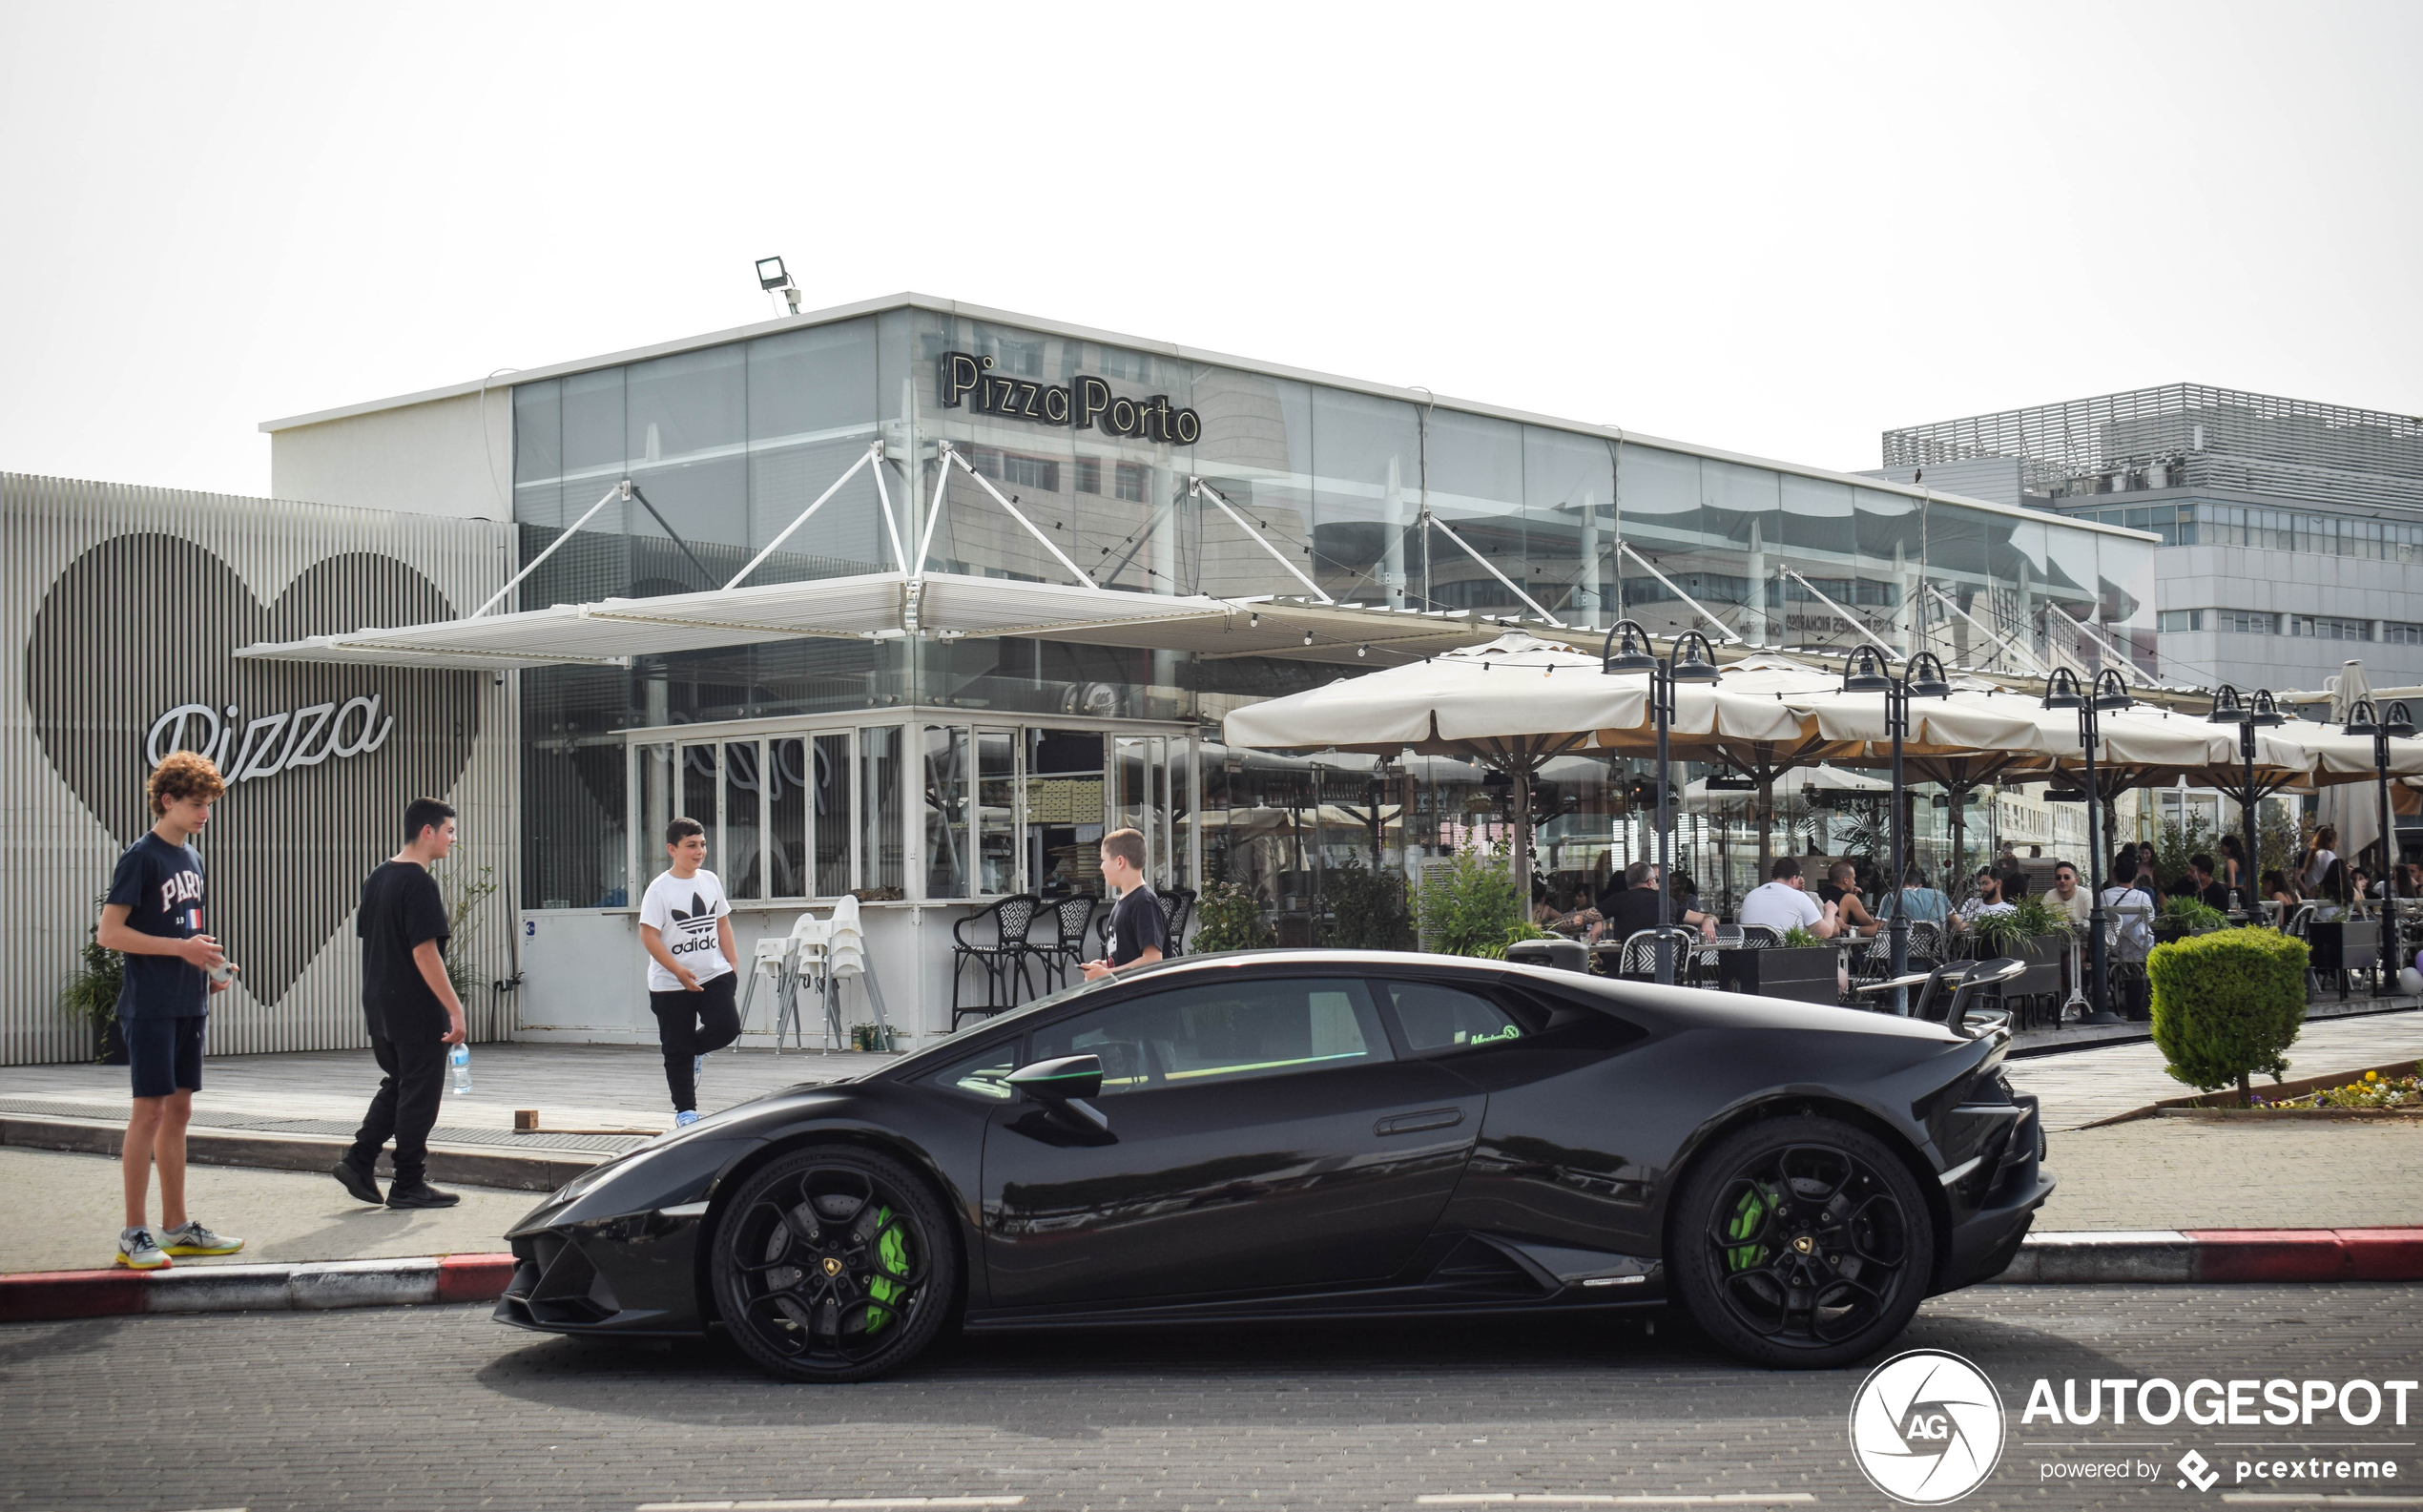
[755,255,801,315]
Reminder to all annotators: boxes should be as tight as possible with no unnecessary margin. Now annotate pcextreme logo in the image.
[1850,1350,2007,1504]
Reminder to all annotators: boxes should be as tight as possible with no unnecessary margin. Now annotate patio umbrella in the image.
[2316,661,2388,871]
[1223,632,1700,895]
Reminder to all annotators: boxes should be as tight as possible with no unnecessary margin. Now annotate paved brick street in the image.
[4,1287,2417,1511]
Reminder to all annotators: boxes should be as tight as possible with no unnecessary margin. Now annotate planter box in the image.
[2309,921,2381,975]
[2010,932,2069,998]
[1716,945,1840,1005]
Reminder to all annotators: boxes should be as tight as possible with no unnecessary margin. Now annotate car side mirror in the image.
[1007,1054,1104,1103]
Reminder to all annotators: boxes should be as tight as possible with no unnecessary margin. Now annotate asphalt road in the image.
[5,1287,2418,1511]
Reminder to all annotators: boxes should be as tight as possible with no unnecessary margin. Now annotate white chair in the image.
[823,895,893,1051]
[776,914,832,1054]
[737,936,794,1046]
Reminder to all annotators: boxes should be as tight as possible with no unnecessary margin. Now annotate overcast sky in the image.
[2,1,2415,499]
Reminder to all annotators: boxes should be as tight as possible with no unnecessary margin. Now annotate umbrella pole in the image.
[1949,784,1967,892]
[1513,764,1533,905]
[1756,772,1774,878]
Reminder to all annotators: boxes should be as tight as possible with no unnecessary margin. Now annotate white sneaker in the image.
[115,1227,171,1271]
[159,1219,244,1257]
[674,1108,701,1128]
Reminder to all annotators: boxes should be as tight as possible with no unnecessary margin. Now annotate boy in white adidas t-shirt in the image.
[638,817,739,1126]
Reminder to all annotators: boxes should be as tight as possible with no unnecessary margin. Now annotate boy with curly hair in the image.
[96,750,243,1269]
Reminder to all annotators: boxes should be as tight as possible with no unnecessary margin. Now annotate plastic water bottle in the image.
[448,1042,472,1095]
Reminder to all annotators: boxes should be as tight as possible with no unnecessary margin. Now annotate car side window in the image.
[1381,980,1525,1055]
[1027,977,1390,1096]
[926,1042,1022,1101]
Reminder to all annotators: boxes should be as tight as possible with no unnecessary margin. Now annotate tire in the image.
[710,1145,958,1383]
[1668,1113,1935,1370]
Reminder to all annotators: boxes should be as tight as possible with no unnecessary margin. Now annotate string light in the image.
[1356,645,1368,658]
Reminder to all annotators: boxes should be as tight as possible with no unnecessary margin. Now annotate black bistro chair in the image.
[951,894,1043,1031]
[1033,894,1100,991]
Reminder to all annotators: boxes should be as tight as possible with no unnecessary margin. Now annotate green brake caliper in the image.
[1724,1186,1770,1273]
[865,1205,907,1335]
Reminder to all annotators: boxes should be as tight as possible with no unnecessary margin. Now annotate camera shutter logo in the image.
[1849,1349,2006,1504]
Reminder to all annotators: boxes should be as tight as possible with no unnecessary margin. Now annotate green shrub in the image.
[1780,925,1825,948]
[1191,879,1273,953]
[2147,926,2309,1102]
[59,892,122,1062]
[1416,845,1526,959]
[1317,859,1415,952]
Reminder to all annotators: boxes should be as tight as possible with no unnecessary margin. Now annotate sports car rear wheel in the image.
[711,1145,956,1382]
[1670,1114,1933,1369]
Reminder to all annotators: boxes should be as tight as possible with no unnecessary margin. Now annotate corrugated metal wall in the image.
[1,473,517,1066]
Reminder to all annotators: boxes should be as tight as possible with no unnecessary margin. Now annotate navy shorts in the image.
[126,1015,207,1099]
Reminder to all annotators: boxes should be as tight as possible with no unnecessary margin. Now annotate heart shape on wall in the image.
[26,534,483,1005]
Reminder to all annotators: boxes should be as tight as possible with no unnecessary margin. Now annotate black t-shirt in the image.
[1106,884,1170,967]
[1601,887,1676,942]
[105,833,208,1020]
[359,860,450,1040]
[2198,880,2232,911]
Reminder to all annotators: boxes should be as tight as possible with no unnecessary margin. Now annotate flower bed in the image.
[2251,1069,2422,1110]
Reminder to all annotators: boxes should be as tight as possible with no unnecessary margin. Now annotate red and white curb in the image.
[1994,1228,2423,1284]
[0,1253,514,1322]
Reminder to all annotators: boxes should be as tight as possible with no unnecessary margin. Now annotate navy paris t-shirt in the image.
[105,832,209,1020]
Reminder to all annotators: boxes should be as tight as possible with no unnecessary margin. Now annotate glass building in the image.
[268,294,2155,1039]
[487,298,2142,921]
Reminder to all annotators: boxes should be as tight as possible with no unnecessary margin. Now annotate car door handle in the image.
[1376,1108,1465,1136]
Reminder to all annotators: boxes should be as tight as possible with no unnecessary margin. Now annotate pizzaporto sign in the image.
[939,351,1202,445]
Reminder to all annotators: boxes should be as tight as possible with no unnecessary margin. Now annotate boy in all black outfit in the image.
[98,752,244,1270]
[334,797,466,1210]
[1081,827,1169,980]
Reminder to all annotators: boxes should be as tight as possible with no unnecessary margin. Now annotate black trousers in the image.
[346,1032,447,1187]
[649,972,740,1112]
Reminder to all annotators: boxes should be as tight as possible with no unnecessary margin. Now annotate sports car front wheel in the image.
[1670,1114,1934,1370]
[710,1145,958,1382]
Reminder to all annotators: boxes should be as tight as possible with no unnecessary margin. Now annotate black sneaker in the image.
[386,1181,461,1210]
[332,1158,383,1206]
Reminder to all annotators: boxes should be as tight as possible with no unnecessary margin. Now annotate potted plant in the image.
[2156,896,2228,943]
[1191,878,1274,953]
[1717,925,1840,1005]
[1414,845,1528,959]
[1969,895,2069,1000]
[60,893,127,1065]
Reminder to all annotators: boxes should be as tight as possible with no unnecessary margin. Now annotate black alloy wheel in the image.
[710,1146,957,1382]
[1669,1114,1934,1369]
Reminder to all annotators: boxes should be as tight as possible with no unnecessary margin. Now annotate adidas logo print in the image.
[669,893,717,936]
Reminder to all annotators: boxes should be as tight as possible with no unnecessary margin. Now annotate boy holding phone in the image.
[97,752,242,1269]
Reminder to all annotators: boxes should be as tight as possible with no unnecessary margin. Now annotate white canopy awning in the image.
[235,570,1531,671]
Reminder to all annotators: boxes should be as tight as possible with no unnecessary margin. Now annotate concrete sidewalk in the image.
[2003,1005,2423,1129]
[1,1145,532,1274]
